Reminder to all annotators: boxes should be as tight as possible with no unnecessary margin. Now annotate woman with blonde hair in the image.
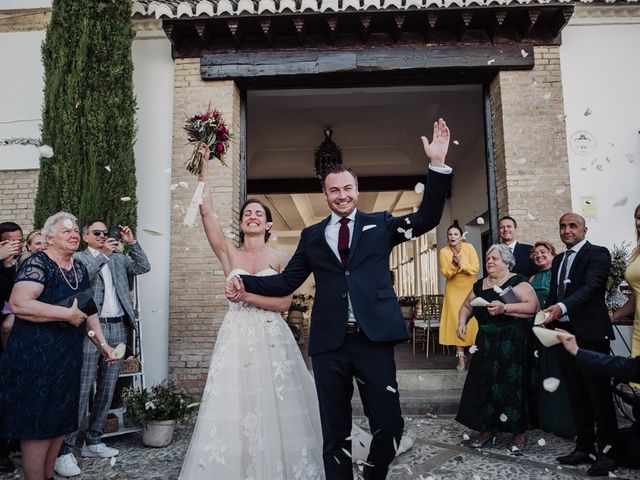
[438,222,479,372]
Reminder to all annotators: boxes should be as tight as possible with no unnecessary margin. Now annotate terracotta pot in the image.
[142,419,176,447]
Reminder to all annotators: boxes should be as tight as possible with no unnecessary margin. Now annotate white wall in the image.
[560,12,640,250]
[0,1,51,9]
[132,35,174,387]
[0,31,45,169]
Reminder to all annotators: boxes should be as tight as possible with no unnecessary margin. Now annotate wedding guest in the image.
[528,241,575,438]
[456,244,538,450]
[438,221,479,372]
[0,212,114,480]
[19,229,47,264]
[499,216,536,277]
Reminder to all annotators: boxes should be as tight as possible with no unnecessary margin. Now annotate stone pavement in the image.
[1,415,638,479]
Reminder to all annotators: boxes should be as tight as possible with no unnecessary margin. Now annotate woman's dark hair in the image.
[239,199,273,243]
[447,221,463,236]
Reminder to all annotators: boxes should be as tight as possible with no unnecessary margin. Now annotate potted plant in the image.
[606,241,631,312]
[288,293,309,325]
[122,380,197,447]
[398,296,419,320]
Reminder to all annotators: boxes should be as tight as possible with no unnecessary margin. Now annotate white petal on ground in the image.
[511,445,519,452]
[473,476,481,480]
[38,144,54,158]
[453,140,460,145]
[512,157,527,165]
[386,385,397,393]
[613,197,627,207]
[469,345,478,354]
[521,49,529,57]
[110,456,117,467]
[543,377,560,392]
[609,471,617,478]
[538,438,546,446]
[476,217,485,225]
[499,413,508,422]
[463,433,470,441]
[142,229,163,236]
[120,196,131,202]
[487,59,495,65]
[104,165,111,172]
[584,107,592,116]
[414,182,425,193]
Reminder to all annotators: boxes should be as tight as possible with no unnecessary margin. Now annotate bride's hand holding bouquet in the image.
[183,105,232,176]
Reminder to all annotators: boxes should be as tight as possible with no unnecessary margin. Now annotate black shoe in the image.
[587,456,618,476]
[556,450,596,465]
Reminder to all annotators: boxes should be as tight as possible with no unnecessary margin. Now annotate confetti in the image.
[104,165,111,172]
[38,144,54,158]
[538,438,546,446]
[543,377,560,392]
[170,183,179,191]
[163,167,171,174]
[340,447,352,458]
[476,217,485,225]
[603,444,612,454]
[355,377,365,384]
[613,197,627,207]
[512,157,527,165]
[555,186,567,195]
[142,229,163,236]
[110,456,117,467]
[453,140,460,145]
[584,107,592,116]
[462,231,469,240]
[527,212,536,221]
[499,413,508,422]
[63,219,73,229]
[626,153,636,163]
[405,218,411,224]
[542,92,552,100]
[609,472,618,478]
[589,453,597,461]
[120,196,131,202]
[333,455,341,464]
[511,445,519,452]
[487,59,495,65]
[596,164,604,171]
[404,229,413,240]
[414,182,425,194]
[179,181,189,189]
[386,385,397,393]
[87,330,96,338]
[397,227,405,233]
[520,49,529,57]
[463,433,470,441]
[534,350,539,358]
[393,437,398,453]
[558,113,567,121]
[469,345,478,354]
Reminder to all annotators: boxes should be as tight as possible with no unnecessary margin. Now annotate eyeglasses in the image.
[91,230,108,237]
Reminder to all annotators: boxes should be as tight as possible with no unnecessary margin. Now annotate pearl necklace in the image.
[51,253,79,291]
[486,272,510,288]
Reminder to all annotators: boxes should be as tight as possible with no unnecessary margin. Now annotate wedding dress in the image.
[179,268,325,480]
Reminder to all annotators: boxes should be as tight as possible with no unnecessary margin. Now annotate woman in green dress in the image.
[456,244,539,450]
[529,241,576,438]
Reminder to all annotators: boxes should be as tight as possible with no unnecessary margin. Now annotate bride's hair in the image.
[239,199,273,243]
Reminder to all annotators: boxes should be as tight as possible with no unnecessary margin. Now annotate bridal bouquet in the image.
[183,105,232,175]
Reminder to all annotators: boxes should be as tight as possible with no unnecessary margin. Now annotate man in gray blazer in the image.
[55,219,150,477]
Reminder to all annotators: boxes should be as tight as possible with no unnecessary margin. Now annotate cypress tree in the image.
[34,0,137,232]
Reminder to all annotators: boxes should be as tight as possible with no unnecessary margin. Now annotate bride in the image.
[179,148,325,479]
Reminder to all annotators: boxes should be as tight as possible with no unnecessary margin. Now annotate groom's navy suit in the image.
[241,169,451,479]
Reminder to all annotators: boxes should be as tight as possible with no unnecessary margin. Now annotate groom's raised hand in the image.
[225,276,245,303]
[420,118,450,168]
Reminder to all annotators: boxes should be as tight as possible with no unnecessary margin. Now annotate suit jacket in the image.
[511,242,536,278]
[242,169,451,356]
[546,241,613,342]
[577,349,640,384]
[73,243,150,330]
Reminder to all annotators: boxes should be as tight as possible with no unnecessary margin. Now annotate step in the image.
[351,388,462,415]
[396,369,466,391]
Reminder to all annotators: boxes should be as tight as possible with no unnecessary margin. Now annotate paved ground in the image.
[1,415,638,479]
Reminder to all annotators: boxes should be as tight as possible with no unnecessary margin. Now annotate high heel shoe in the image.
[469,432,495,449]
[456,350,466,373]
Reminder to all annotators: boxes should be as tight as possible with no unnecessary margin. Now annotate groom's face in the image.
[323,171,359,217]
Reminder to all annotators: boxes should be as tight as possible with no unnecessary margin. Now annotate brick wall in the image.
[168,58,241,395]
[490,46,572,251]
[0,169,38,231]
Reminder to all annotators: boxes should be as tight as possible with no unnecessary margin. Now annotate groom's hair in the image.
[320,164,358,189]
[239,199,273,243]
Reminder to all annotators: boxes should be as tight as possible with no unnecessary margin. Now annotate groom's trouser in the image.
[312,329,403,480]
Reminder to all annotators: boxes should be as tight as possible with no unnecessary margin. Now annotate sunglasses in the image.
[91,230,109,237]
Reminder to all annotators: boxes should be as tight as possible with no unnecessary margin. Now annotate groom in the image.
[227,119,452,479]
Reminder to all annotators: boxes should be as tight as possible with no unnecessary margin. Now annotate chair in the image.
[422,294,444,358]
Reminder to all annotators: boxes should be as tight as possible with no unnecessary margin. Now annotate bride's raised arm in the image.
[198,145,234,273]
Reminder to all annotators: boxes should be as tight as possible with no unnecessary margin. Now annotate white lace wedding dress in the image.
[179,268,325,480]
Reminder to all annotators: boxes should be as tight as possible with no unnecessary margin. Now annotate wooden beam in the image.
[201,45,534,80]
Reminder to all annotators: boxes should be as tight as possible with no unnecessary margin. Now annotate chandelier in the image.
[314,128,343,179]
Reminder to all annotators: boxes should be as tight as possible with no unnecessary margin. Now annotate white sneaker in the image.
[81,442,120,458]
[54,453,81,477]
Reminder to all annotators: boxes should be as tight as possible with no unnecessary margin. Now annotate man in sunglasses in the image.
[54,219,150,477]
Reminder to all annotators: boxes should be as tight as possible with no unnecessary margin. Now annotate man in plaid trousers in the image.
[55,219,150,477]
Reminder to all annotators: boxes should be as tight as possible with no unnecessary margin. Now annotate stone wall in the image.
[0,169,38,231]
[0,9,50,32]
[168,58,242,394]
[490,46,572,250]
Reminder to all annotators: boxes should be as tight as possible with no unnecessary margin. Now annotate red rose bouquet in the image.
[183,105,232,175]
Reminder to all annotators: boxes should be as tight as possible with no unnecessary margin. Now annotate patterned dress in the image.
[0,252,88,439]
[456,275,533,433]
[179,269,324,480]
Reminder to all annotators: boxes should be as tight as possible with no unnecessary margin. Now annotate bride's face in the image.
[241,202,271,237]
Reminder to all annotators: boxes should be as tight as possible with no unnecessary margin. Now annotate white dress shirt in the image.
[88,247,124,318]
[556,238,588,319]
[325,210,357,324]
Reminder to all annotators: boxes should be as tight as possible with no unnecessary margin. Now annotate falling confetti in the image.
[393,437,398,453]
[105,165,111,172]
[63,219,73,229]
[527,212,536,221]
[499,413,508,422]
[538,438,546,446]
[584,107,592,116]
[543,377,560,392]
[405,218,411,224]
[142,229,163,236]
[110,456,117,467]
[87,330,96,338]
[386,385,397,393]
[542,92,552,100]
[555,186,567,195]
[487,59,495,65]
[120,196,131,202]
[404,229,413,240]
[170,184,179,191]
[462,231,469,240]
[340,447,352,458]
[469,345,478,354]
[558,113,567,121]
[626,153,636,163]
[38,144,54,158]
[397,227,405,233]
[589,453,597,461]
[603,444,612,454]
[163,167,172,174]
[355,377,365,384]
[534,350,539,358]
[613,197,627,207]
[476,217,485,225]
[333,455,341,464]
[521,49,529,57]
[453,140,460,145]
[179,181,189,189]
[414,182,425,194]
[512,157,527,165]
[463,433,470,441]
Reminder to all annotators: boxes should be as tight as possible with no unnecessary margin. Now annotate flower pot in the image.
[142,420,176,447]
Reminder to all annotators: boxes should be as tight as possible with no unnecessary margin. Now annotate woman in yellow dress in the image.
[438,222,480,372]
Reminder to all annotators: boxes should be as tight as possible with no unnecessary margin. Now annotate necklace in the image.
[486,272,510,288]
[50,253,79,291]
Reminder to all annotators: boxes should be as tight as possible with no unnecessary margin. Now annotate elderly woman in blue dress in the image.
[0,212,114,480]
